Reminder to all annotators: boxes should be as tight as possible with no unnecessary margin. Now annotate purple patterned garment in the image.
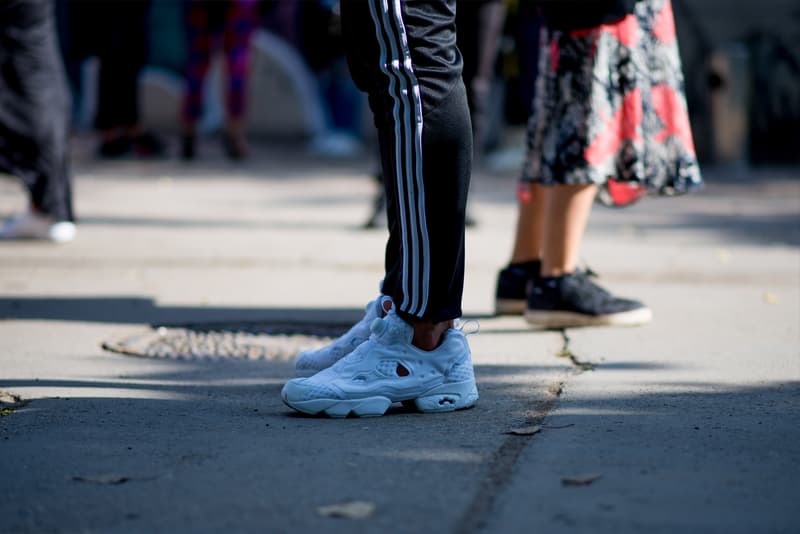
[182,0,260,122]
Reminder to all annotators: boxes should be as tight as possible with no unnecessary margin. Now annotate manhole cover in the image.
[102,322,345,361]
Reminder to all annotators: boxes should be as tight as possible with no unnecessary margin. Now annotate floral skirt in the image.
[522,0,703,195]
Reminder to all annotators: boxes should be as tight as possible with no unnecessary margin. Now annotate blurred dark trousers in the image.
[61,0,151,131]
[0,0,74,221]
[341,0,472,323]
[456,0,506,155]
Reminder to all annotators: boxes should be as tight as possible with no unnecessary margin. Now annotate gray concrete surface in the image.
[1,143,798,533]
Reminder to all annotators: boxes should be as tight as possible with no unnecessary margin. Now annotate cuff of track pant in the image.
[395,307,462,326]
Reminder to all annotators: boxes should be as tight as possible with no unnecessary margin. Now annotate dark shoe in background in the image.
[494,260,541,315]
[222,132,247,161]
[525,271,652,328]
[97,136,132,159]
[181,135,196,161]
[131,132,166,158]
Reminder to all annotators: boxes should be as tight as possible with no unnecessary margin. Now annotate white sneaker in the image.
[282,311,479,417]
[294,295,393,377]
[0,211,76,243]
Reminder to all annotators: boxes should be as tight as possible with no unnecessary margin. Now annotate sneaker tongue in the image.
[370,313,412,343]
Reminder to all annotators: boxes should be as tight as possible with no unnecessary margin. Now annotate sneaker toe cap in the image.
[282,378,340,403]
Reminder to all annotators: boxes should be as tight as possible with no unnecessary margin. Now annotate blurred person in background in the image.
[299,0,365,158]
[60,0,165,159]
[0,0,76,242]
[456,0,506,164]
[495,0,703,328]
[180,0,260,161]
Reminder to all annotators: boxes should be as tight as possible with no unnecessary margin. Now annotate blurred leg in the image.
[182,2,213,135]
[540,184,597,276]
[221,0,257,158]
[510,183,547,263]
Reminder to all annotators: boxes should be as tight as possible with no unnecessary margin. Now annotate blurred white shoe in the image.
[0,211,76,243]
[307,131,363,159]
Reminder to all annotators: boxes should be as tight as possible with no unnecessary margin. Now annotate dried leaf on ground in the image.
[505,425,542,436]
[561,474,602,486]
[317,501,376,519]
[763,292,779,304]
[0,391,26,406]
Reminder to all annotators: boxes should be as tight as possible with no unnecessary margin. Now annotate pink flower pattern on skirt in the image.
[522,0,702,196]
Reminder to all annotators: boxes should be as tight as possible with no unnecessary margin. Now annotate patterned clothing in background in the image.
[182,0,260,122]
[523,0,702,195]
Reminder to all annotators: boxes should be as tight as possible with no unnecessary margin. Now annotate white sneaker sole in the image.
[495,298,527,315]
[525,307,653,329]
[282,380,479,418]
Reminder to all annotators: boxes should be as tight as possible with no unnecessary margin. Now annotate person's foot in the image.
[294,295,393,377]
[131,132,166,158]
[97,135,132,159]
[495,260,541,315]
[525,271,652,328]
[181,134,196,161]
[282,310,479,418]
[0,211,76,243]
[222,132,248,161]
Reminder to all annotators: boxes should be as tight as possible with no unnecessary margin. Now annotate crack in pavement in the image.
[454,375,568,534]
[555,330,598,372]
[454,329,597,534]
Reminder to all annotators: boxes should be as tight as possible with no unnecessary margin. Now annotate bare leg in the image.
[224,117,248,158]
[540,184,597,277]
[510,183,547,263]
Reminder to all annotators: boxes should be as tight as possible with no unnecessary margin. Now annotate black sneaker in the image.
[525,271,652,328]
[97,136,132,159]
[222,132,247,161]
[181,134,196,161]
[131,132,166,158]
[495,260,541,315]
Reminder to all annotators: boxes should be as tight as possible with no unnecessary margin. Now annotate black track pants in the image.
[341,0,472,323]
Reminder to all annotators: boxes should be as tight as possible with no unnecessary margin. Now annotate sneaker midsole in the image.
[283,379,478,416]
[495,298,527,315]
[524,307,653,328]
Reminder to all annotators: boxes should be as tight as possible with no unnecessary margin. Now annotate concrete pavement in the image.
[1,144,798,533]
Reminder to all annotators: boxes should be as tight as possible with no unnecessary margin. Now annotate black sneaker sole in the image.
[524,307,653,329]
[495,298,527,315]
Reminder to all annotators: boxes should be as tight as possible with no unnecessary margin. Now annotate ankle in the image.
[411,320,452,351]
[540,265,576,277]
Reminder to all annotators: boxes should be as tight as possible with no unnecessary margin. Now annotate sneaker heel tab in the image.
[454,318,480,336]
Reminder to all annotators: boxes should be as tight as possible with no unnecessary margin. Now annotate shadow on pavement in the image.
[0,372,797,533]
[0,296,364,326]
